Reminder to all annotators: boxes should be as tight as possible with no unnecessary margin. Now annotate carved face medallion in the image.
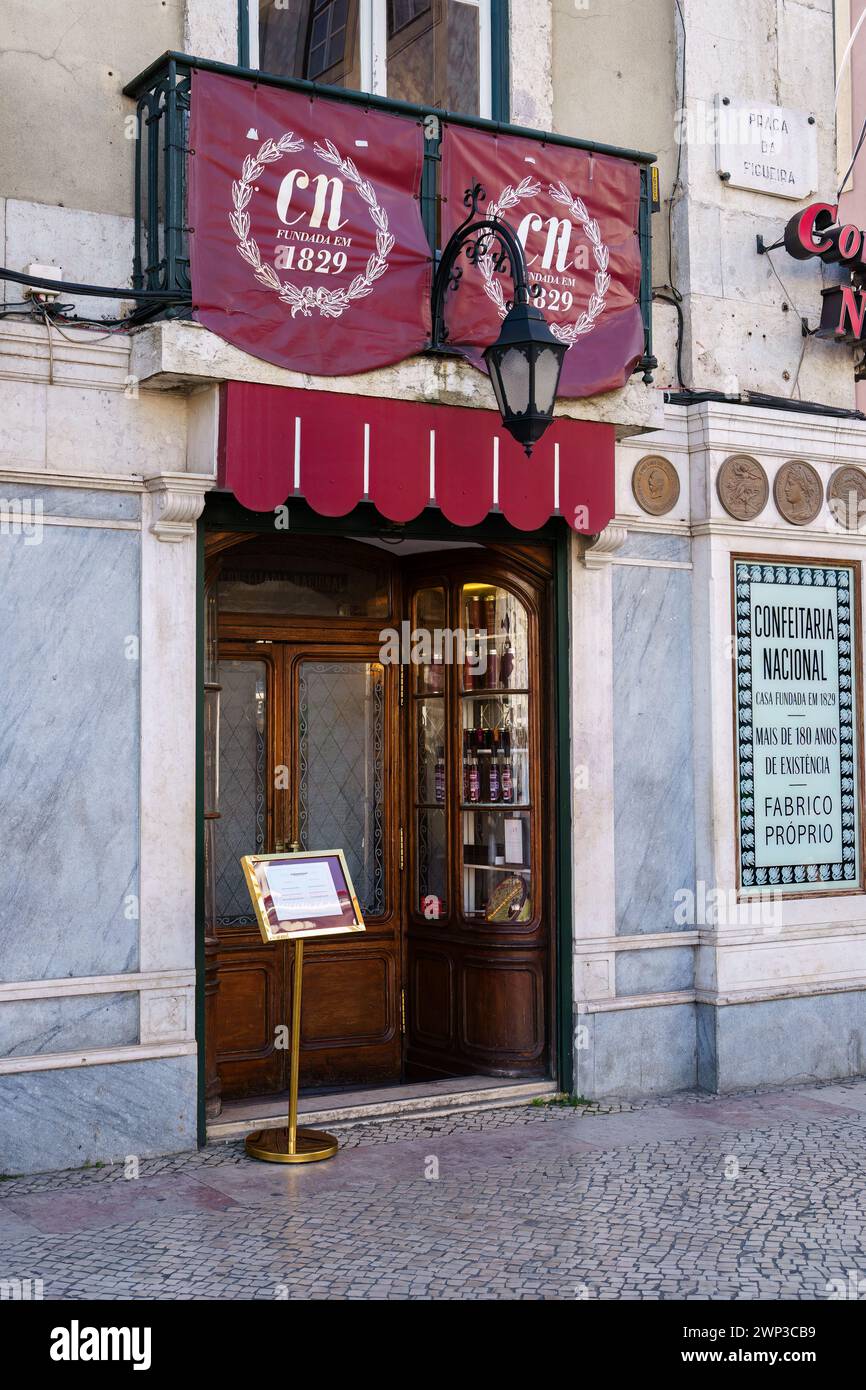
[716,455,769,521]
[632,456,680,516]
[773,460,822,526]
[827,466,866,532]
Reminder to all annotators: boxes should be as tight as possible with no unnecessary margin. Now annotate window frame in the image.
[241,0,504,120]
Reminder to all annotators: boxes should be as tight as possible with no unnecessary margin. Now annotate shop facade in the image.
[3,1,866,1176]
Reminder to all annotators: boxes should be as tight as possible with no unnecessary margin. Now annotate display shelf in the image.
[459,801,530,811]
[460,688,530,698]
[463,861,531,873]
[411,578,535,926]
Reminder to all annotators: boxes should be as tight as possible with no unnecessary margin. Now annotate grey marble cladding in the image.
[616,946,694,996]
[612,562,696,934]
[0,482,141,521]
[616,533,691,563]
[698,992,866,1093]
[0,993,139,1058]
[0,1055,197,1175]
[0,525,141,980]
[576,1003,696,1098]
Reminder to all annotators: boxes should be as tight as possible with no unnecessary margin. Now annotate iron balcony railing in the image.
[123,52,657,373]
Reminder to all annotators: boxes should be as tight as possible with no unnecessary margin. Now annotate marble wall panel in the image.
[0,1056,197,1175]
[0,992,139,1057]
[612,561,696,934]
[0,522,141,981]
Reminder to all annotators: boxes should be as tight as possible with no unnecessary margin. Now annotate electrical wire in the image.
[837,105,866,199]
[667,0,686,301]
[835,6,866,115]
[36,312,134,345]
[649,1,689,390]
[764,249,810,325]
[788,330,809,400]
[651,288,686,389]
[38,304,56,385]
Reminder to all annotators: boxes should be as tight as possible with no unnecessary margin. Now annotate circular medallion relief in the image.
[716,454,769,521]
[632,455,680,516]
[773,460,823,526]
[827,465,866,531]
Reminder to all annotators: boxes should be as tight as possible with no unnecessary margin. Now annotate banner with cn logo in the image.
[440,124,645,398]
[189,72,432,375]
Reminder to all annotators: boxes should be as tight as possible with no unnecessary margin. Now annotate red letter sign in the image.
[188,72,432,375]
[783,202,837,260]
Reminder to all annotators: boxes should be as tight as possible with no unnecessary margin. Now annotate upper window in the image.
[253,0,494,118]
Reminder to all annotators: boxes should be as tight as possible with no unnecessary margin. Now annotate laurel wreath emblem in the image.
[478,177,610,346]
[230,134,395,319]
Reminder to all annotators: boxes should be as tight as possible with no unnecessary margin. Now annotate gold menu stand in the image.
[244,939,339,1164]
[240,847,366,1166]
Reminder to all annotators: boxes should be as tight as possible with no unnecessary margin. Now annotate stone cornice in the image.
[0,319,132,391]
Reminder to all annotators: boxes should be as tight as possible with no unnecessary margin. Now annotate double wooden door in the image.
[208,535,553,1101]
[213,637,402,1097]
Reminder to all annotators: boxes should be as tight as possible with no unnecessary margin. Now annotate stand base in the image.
[244,1126,339,1164]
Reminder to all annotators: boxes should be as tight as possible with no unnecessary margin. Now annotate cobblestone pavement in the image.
[3,1078,866,1300]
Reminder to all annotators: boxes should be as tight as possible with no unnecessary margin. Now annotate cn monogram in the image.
[277,169,349,232]
[516,212,579,273]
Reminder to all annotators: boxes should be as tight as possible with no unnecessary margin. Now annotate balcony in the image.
[123,52,658,423]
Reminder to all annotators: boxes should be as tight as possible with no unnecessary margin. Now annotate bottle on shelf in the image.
[486,639,499,689]
[501,730,514,803]
[468,743,480,803]
[434,745,445,804]
[484,593,496,640]
[489,748,501,803]
[463,643,476,691]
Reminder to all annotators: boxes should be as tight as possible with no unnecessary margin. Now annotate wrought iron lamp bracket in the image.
[431,181,538,347]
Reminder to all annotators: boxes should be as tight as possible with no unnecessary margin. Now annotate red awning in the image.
[218,383,614,534]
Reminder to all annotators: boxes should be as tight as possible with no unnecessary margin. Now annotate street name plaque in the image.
[734,559,862,895]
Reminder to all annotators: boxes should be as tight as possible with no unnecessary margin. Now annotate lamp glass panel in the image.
[533,346,563,415]
[487,352,507,417]
[497,345,531,417]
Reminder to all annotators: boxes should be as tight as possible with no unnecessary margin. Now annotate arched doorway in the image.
[203,525,556,1111]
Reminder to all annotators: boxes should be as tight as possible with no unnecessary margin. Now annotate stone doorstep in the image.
[207,1078,560,1142]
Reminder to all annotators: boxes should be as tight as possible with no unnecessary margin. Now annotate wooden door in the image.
[210,536,402,1099]
[287,644,401,1087]
[403,550,554,1080]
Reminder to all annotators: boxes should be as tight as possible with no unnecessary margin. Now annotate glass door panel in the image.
[297,660,386,917]
[459,582,533,926]
[417,807,447,920]
[460,693,530,805]
[460,581,530,692]
[412,586,448,919]
[415,697,446,804]
[214,659,268,926]
[414,584,448,694]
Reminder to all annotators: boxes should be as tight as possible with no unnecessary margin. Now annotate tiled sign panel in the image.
[734,559,861,896]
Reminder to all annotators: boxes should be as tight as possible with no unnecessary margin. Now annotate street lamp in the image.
[432,183,568,456]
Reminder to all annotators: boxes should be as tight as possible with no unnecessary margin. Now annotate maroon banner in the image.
[441,124,645,398]
[188,71,432,375]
